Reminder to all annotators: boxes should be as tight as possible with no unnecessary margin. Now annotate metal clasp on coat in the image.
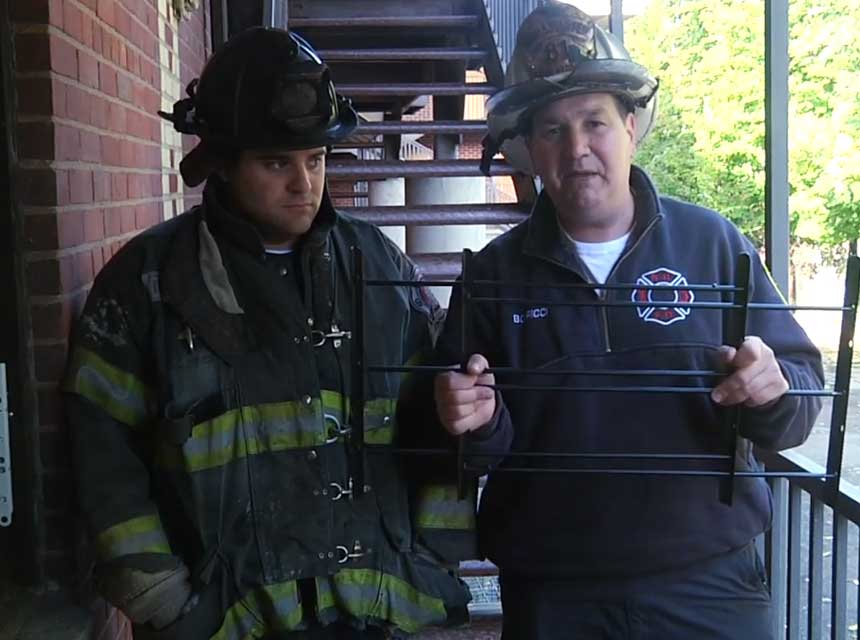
[329,478,353,501]
[336,540,368,564]
[324,413,351,444]
[310,324,352,348]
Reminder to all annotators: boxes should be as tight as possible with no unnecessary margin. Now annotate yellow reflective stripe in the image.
[64,347,153,427]
[414,485,476,530]
[210,580,302,640]
[94,514,171,561]
[321,391,395,444]
[179,400,324,472]
[316,569,447,633]
[156,393,399,473]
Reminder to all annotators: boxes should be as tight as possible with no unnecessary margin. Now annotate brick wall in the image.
[9,0,210,627]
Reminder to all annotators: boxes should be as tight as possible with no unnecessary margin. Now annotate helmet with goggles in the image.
[159,27,358,186]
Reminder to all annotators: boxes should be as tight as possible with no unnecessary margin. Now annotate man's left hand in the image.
[710,336,789,408]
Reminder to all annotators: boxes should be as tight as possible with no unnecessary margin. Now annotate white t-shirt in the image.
[571,233,630,285]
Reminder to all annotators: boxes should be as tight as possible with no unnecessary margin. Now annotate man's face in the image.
[527,93,637,238]
[223,146,326,249]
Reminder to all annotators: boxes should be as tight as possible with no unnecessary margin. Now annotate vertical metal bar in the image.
[262,0,287,28]
[831,513,848,640]
[0,363,10,527]
[457,249,473,500]
[787,485,804,640]
[350,247,366,497]
[809,497,825,640]
[767,477,789,638]
[764,0,790,295]
[825,256,859,499]
[719,253,751,505]
[609,0,624,42]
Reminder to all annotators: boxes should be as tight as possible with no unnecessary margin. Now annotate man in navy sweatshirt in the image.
[432,2,824,638]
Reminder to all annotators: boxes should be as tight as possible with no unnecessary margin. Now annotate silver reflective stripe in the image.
[0,364,11,527]
[211,580,302,640]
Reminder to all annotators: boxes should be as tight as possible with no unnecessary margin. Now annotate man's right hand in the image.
[434,353,496,436]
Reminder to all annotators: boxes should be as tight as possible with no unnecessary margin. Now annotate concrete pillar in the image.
[406,135,486,306]
[368,178,405,251]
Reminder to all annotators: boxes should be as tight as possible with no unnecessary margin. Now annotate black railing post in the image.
[457,249,473,499]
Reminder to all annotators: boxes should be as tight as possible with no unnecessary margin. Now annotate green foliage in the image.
[625,0,860,248]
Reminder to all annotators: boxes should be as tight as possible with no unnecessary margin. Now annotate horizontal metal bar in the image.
[290,15,482,29]
[473,296,738,310]
[460,467,835,478]
[368,364,729,377]
[366,447,731,461]
[470,280,742,292]
[365,279,461,287]
[344,204,528,227]
[318,48,487,61]
[351,120,487,136]
[338,82,497,96]
[328,159,514,179]
[411,253,461,279]
[481,384,837,396]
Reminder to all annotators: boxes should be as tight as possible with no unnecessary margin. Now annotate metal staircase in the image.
[289,0,535,281]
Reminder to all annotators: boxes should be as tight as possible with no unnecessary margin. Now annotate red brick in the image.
[58,210,85,248]
[17,167,59,206]
[120,139,134,166]
[116,72,132,102]
[91,96,108,128]
[93,171,111,201]
[63,2,83,41]
[16,77,51,115]
[98,62,117,97]
[17,121,55,160]
[56,169,71,206]
[148,173,160,196]
[69,169,93,204]
[81,130,101,163]
[101,135,121,166]
[93,22,103,54]
[96,0,114,27]
[92,243,104,273]
[10,0,49,21]
[65,85,91,124]
[27,257,61,295]
[15,32,50,72]
[84,208,104,241]
[81,10,94,48]
[111,172,127,200]
[50,33,78,79]
[168,173,178,193]
[118,41,128,69]
[23,213,59,250]
[78,50,99,88]
[107,101,126,132]
[58,251,93,292]
[104,207,121,236]
[115,5,131,39]
[120,206,135,233]
[55,124,80,161]
[102,245,112,265]
[79,0,98,11]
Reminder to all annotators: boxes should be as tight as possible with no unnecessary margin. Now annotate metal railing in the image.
[482,0,543,73]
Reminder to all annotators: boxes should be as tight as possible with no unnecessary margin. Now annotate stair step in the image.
[411,252,461,280]
[318,48,487,62]
[338,82,497,97]
[350,120,487,136]
[344,204,527,227]
[327,159,515,180]
[290,15,481,30]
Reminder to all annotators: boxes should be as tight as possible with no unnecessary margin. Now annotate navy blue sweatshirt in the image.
[436,167,824,578]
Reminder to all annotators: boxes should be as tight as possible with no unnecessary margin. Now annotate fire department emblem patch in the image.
[631,267,695,326]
